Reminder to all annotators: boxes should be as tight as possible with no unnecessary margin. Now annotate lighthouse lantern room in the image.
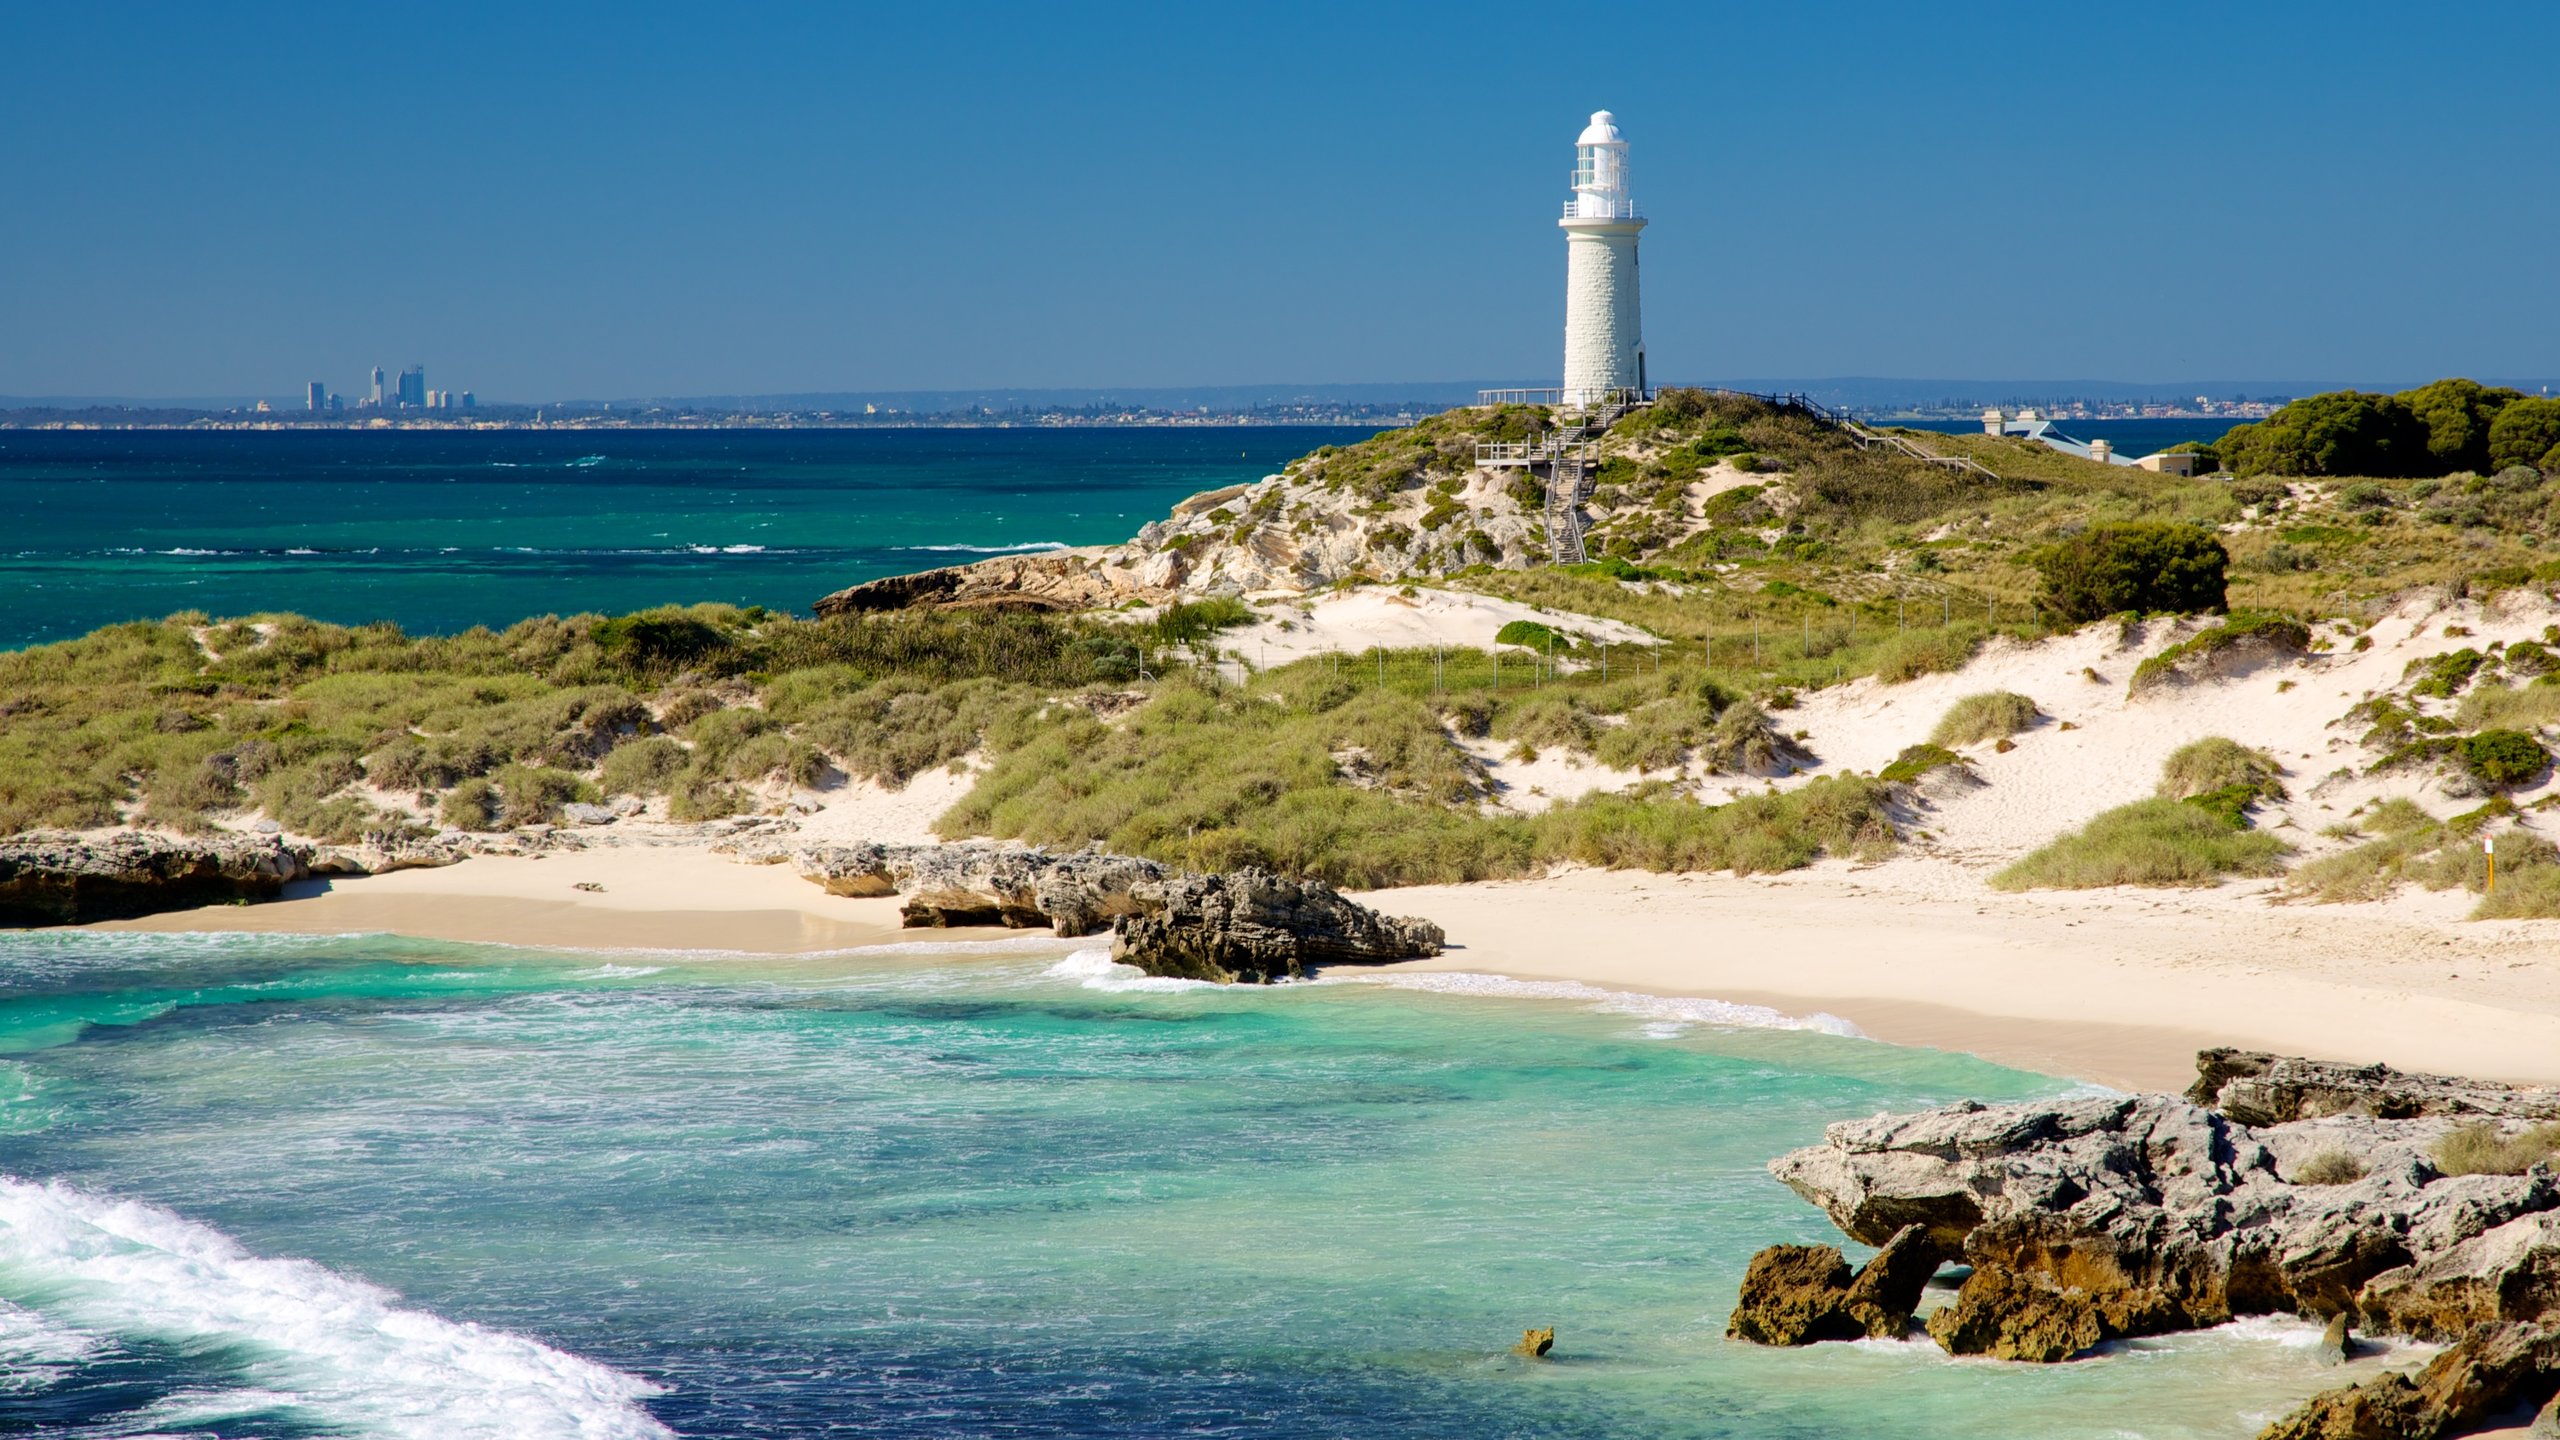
[1559,110,1647,408]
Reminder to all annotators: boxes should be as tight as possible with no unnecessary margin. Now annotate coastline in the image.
[81,843,2560,1093]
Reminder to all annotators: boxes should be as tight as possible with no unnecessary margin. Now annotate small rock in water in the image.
[1515,1327,1554,1359]
[2313,1311,2350,1368]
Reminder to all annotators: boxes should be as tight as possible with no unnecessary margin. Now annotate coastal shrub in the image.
[2128,614,2311,693]
[1589,692,1724,771]
[596,736,689,796]
[2472,860,2560,920]
[715,733,829,788]
[792,676,1050,787]
[2216,391,2433,478]
[2034,523,2229,623]
[2431,1122,2560,1177]
[1494,619,1570,652]
[1878,744,1967,784]
[1533,775,1897,874]
[2288,820,2445,904]
[1151,596,1253,648]
[2455,679,2560,732]
[592,609,738,680]
[2488,399,2560,473]
[2158,738,2285,805]
[490,765,596,827]
[440,778,501,830]
[2458,729,2551,789]
[666,771,751,822]
[1491,694,1597,753]
[1867,625,1984,684]
[1929,691,2040,748]
[1990,798,2291,891]
[1698,701,1801,775]
[2288,1150,2368,1185]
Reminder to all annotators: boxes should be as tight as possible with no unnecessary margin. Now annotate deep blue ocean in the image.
[0,428,1378,649]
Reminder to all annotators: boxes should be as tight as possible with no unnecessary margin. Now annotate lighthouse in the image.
[1560,111,1646,408]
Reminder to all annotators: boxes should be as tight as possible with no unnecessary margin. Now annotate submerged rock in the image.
[1107,867,1443,983]
[2314,1311,2352,1368]
[1515,1327,1554,1359]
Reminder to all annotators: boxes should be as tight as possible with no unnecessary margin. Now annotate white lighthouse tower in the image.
[1560,110,1646,408]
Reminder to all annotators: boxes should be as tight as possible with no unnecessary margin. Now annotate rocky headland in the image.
[1729,1049,2560,1437]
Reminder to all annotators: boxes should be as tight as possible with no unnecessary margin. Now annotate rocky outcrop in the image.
[1727,1224,1938,1345]
[773,841,1441,978]
[1755,1052,2560,1378]
[0,831,314,924]
[784,842,1168,934]
[0,830,462,925]
[812,551,1142,616]
[2191,1048,2560,1126]
[2259,1321,2560,1440]
[1107,867,1444,983]
[1515,1327,1554,1359]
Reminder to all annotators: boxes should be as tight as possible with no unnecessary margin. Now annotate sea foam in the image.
[1043,947,1215,993]
[0,1177,673,1438]
[1342,971,1864,1037]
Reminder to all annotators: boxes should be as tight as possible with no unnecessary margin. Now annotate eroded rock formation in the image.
[1736,1051,2560,1430]
[0,830,462,926]
[1107,867,1445,983]
[766,841,1442,980]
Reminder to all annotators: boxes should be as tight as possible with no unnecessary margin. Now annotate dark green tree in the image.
[2034,523,2230,623]
[2487,398,2560,473]
[2215,391,2432,478]
[2395,378,2523,473]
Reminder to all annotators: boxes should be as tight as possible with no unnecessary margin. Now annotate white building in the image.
[1560,110,1646,407]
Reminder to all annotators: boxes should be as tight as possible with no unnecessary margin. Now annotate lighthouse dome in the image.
[1576,111,1622,145]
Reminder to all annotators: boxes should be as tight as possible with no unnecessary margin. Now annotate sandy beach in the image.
[74,835,2560,1093]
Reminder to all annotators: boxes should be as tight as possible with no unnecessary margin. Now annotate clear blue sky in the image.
[5,1,2552,400]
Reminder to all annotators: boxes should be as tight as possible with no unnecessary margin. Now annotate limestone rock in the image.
[0,830,314,925]
[1765,1051,2560,1366]
[2257,1321,2560,1440]
[2533,1389,2560,1438]
[1515,1327,1554,1359]
[1727,1245,1860,1346]
[1728,1225,1940,1346]
[1844,1223,1942,1339]
[2315,1312,2352,1368]
[2191,1048,2560,1126]
[812,552,1142,616]
[1108,867,1443,983]
[788,842,1167,933]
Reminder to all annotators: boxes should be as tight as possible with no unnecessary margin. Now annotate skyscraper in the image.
[370,367,386,407]
[397,367,426,408]
[308,381,326,413]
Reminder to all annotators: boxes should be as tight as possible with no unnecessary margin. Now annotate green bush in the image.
[1991,798,2291,890]
[2216,391,2433,478]
[440,778,501,830]
[1929,692,2040,747]
[2034,523,2229,623]
[489,764,596,827]
[1152,597,1254,648]
[1879,744,1967,784]
[1494,620,1570,651]
[2458,729,2550,789]
[2158,738,2285,803]
[596,735,689,796]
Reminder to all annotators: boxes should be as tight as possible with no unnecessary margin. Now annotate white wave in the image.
[160,548,234,557]
[1341,971,1863,1037]
[683,544,766,554]
[571,964,665,979]
[901,541,1070,554]
[1043,947,1213,993]
[0,1297,102,1394]
[0,1177,673,1439]
[284,548,319,556]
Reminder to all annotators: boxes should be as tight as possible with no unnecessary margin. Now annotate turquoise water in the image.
[0,931,2424,1437]
[0,428,1377,648]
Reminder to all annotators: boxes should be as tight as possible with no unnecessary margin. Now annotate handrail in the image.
[1560,199,1643,221]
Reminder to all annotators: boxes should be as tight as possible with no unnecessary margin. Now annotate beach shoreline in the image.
[78,842,2560,1093]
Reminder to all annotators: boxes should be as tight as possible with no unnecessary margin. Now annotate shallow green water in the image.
[0,931,2422,1437]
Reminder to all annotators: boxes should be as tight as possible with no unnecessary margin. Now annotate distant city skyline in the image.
[3,2,2552,398]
